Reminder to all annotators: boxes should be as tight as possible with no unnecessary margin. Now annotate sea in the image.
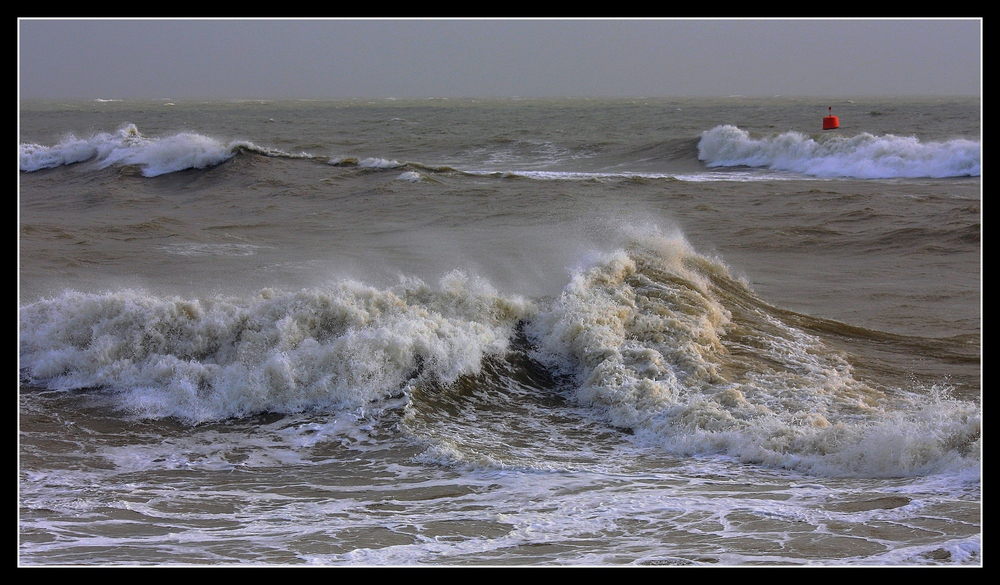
[18,96,981,566]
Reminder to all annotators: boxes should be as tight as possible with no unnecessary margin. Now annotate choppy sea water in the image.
[19,97,981,566]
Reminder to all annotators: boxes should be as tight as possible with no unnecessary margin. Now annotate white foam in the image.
[18,124,305,177]
[19,136,98,171]
[525,229,981,478]
[19,272,534,424]
[358,157,403,169]
[698,125,981,179]
[396,170,422,182]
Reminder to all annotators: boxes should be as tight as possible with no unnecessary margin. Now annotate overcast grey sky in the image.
[18,18,981,100]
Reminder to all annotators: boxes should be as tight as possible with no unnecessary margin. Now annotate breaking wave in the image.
[697,125,980,179]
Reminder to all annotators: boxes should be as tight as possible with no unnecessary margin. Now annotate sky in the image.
[18,18,982,100]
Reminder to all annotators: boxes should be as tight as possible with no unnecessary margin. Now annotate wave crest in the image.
[19,272,533,424]
[525,230,980,477]
[697,125,980,179]
[19,124,307,177]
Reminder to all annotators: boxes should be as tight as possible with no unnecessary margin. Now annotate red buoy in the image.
[823,106,839,130]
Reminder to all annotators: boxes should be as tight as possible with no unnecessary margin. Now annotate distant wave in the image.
[357,157,404,169]
[19,124,312,177]
[326,156,412,171]
[697,125,981,179]
[460,169,782,183]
